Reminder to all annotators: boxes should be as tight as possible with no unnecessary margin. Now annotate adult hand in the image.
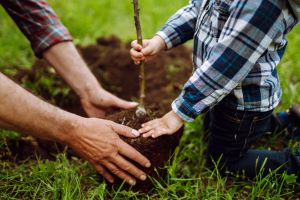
[68,118,151,185]
[80,88,138,118]
[43,42,138,118]
[130,35,166,65]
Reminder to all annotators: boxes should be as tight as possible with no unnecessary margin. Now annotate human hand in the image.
[80,88,138,118]
[138,110,184,138]
[130,35,166,65]
[68,118,151,185]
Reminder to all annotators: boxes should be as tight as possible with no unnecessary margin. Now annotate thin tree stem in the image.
[133,0,146,116]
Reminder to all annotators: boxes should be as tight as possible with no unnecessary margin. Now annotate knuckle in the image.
[96,167,104,174]
[123,165,131,172]
[111,169,121,176]
[93,156,104,164]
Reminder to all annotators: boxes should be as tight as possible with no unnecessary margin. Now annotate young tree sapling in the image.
[133,0,147,118]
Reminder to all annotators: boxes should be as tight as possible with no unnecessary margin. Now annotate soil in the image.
[2,36,193,191]
[107,107,183,191]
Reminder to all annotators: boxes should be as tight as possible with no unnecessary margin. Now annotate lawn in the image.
[0,0,300,199]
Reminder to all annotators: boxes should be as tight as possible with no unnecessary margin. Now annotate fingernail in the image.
[140,175,147,181]
[132,129,140,136]
[130,102,139,107]
[145,162,151,168]
[141,124,145,127]
[129,180,136,186]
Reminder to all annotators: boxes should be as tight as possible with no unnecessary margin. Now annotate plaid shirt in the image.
[157,0,297,122]
[0,0,72,58]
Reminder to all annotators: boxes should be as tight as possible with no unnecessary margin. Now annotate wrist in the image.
[152,35,167,52]
[51,111,84,145]
[167,110,184,125]
[76,79,102,101]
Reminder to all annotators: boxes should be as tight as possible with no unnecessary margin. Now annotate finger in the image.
[138,125,154,134]
[130,48,144,59]
[94,163,115,183]
[142,130,155,138]
[111,96,139,110]
[141,45,155,56]
[131,55,141,62]
[104,161,136,186]
[113,155,147,181]
[131,40,142,51]
[110,122,140,137]
[131,56,143,65]
[151,128,168,138]
[118,139,151,168]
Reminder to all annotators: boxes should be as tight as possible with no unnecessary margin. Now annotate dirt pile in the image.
[107,107,183,191]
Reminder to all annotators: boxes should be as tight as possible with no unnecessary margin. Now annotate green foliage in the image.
[0,155,108,200]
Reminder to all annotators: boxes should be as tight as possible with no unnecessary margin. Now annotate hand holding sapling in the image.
[80,87,138,118]
[130,35,166,65]
[44,42,138,119]
[138,110,184,138]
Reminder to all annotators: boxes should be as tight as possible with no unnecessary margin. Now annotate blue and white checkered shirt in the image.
[157,0,297,122]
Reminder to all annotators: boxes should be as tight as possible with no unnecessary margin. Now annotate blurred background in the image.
[0,1,186,67]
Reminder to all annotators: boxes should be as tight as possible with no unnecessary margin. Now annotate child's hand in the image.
[130,35,166,65]
[139,110,184,138]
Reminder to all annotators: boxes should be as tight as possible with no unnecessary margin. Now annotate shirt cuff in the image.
[171,96,197,122]
[31,25,73,58]
[156,24,182,50]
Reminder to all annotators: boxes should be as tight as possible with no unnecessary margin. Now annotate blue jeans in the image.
[204,104,300,178]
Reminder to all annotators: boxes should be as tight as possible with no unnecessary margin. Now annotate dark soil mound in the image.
[3,36,193,191]
[107,107,183,191]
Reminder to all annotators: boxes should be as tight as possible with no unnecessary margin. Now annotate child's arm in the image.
[130,0,202,64]
[140,1,291,139]
[172,1,288,123]
[138,110,184,138]
[156,0,202,50]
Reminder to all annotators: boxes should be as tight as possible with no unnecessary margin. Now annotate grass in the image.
[0,0,300,199]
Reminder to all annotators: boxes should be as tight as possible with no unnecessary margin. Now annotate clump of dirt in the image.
[106,106,183,191]
[4,35,193,191]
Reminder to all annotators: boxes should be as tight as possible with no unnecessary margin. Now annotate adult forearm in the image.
[0,73,151,184]
[43,42,100,100]
[0,73,79,143]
